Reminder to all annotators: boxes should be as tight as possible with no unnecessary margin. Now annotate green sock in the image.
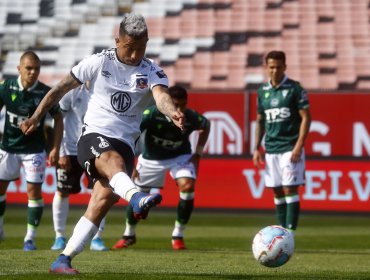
[274,196,287,227]
[286,201,300,230]
[275,203,287,228]
[176,198,194,225]
[126,204,138,226]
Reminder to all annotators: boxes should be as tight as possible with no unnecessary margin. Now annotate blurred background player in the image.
[112,85,210,250]
[0,51,63,250]
[253,50,311,235]
[51,82,108,251]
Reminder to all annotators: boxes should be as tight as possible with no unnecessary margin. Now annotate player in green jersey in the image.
[112,85,210,250]
[0,51,63,250]
[253,50,311,235]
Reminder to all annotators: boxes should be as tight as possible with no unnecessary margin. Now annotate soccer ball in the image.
[252,225,294,268]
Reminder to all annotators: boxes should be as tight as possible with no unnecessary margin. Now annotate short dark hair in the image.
[20,51,40,63]
[265,50,286,65]
[169,85,188,100]
[119,13,148,40]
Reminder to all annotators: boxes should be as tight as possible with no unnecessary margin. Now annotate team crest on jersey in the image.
[270,98,279,107]
[282,90,289,98]
[136,77,148,89]
[111,91,131,112]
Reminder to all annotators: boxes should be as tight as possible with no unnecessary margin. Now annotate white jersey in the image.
[71,48,168,153]
[59,85,89,156]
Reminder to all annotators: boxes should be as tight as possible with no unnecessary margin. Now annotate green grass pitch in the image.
[0,205,369,279]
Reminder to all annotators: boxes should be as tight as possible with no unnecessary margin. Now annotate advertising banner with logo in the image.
[6,159,370,212]
[188,91,370,157]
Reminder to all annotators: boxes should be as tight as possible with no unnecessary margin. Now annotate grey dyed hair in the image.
[119,13,148,39]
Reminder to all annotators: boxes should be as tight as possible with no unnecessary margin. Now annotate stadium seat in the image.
[1,0,370,90]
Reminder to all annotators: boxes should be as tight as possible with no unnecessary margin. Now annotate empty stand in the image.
[0,0,370,91]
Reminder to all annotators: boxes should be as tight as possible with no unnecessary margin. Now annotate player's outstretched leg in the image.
[129,192,162,220]
[49,254,79,274]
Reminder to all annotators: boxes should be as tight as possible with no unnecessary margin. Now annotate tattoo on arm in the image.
[33,74,80,121]
[156,93,175,116]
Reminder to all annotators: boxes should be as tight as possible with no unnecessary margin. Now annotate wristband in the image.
[195,145,204,156]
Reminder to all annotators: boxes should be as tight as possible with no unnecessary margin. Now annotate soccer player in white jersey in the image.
[20,13,184,274]
[51,83,108,252]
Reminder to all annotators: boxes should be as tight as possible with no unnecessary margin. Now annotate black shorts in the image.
[56,156,92,194]
[77,133,135,180]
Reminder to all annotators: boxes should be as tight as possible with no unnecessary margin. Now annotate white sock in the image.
[52,192,69,238]
[123,221,136,236]
[92,216,106,240]
[24,225,36,242]
[62,216,98,258]
[24,199,44,242]
[172,221,186,238]
[109,172,139,201]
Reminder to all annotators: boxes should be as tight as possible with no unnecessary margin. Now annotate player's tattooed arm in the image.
[152,85,184,130]
[20,74,81,135]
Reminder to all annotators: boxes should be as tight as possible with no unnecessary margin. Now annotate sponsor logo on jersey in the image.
[152,135,183,149]
[101,70,112,78]
[136,77,148,89]
[7,111,29,128]
[111,91,131,112]
[264,92,270,99]
[11,93,17,101]
[156,70,167,79]
[264,107,291,122]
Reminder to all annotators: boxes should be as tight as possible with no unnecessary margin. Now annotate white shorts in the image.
[264,150,305,188]
[0,149,46,183]
[134,154,196,189]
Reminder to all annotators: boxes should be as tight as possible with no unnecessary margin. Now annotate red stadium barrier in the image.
[5,91,370,211]
[187,91,370,157]
[5,158,370,212]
